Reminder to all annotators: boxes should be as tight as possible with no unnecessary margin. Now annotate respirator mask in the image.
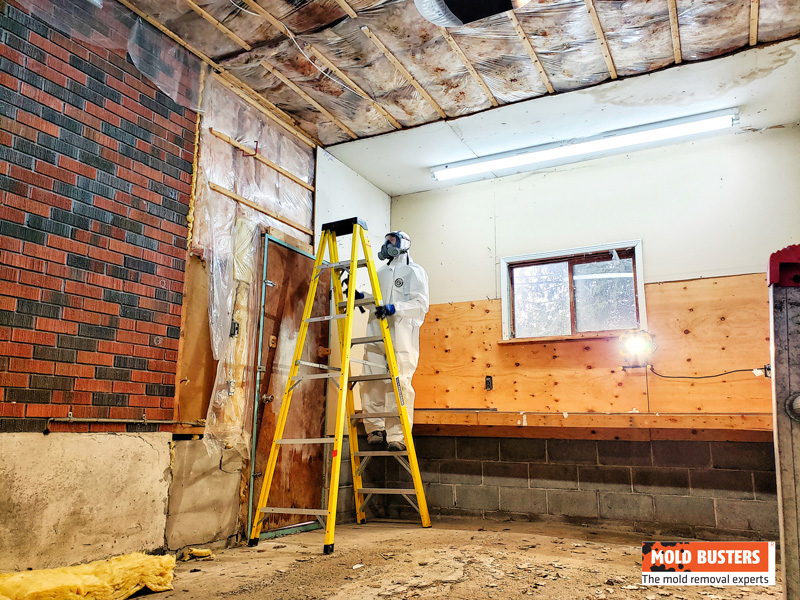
[378,240,401,261]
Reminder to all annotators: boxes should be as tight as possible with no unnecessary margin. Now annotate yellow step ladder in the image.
[248,217,431,554]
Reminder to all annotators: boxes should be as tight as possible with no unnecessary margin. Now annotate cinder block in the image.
[652,441,711,468]
[456,437,498,461]
[689,469,754,499]
[599,492,655,521]
[547,439,596,464]
[654,495,716,527]
[530,463,578,490]
[597,440,652,466]
[578,466,632,492]
[455,485,499,511]
[424,483,455,509]
[715,499,779,535]
[415,436,455,460]
[633,467,690,496]
[710,441,775,471]
[393,458,439,484]
[499,487,546,514]
[753,471,777,500]
[500,438,546,462]
[547,489,598,518]
[440,460,482,485]
[483,462,528,487]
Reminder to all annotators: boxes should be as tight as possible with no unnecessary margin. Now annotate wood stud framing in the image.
[208,182,314,236]
[583,0,618,79]
[183,0,252,51]
[437,26,499,107]
[209,128,315,191]
[360,25,448,119]
[506,11,555,94]
[666,0,682,64]
[750,0,760,45]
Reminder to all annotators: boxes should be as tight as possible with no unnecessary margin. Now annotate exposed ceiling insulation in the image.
[126,0,800,146]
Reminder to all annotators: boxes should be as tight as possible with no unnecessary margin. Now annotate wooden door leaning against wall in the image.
[248,238,331,533]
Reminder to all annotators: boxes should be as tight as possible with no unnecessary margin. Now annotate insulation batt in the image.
[0,553,175,600]
[677,0,750,60]
[757,0,800,42]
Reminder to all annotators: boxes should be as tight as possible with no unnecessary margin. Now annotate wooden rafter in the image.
[209,128,315,191]
[114,0,317,148]
[332,0,357,19]
[305,44,402,129]
[239,0,293,37]
[583,0,617,79]
[666,0,682,63]
[208,182,313,236]
[506,12,555,94]
[183,0,252,51]
[260,59,357,139]
[437,26,499,107]
[360,25,447,119]
[749,0,760,45]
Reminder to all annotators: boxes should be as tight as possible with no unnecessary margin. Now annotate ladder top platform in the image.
[321,217,368,236]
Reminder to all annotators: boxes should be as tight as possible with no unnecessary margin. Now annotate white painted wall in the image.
[391,125,800,305]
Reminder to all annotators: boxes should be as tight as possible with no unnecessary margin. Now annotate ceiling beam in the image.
[305,44,402,129]
[332,0,358,19]
[506,12,555,94]
[360,25,447,119]
[437,26,499,107]
[114,0,317,147]
[182,0,252,51]
[239,0,293,37]
[749,0,760,45]
[583,0,617,79]
[260,59,358,139]
[666,0,682,64]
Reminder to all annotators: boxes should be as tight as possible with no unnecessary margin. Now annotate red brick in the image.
[0,265,17,281]
[0,297,15,312]
[85,272,123,291]
[33,33,71,63]
[96,341,133,355]
[135,322,167,336]
[48,422,91,432]
[17,110,60,138]
[0,41,24,66]
[165,350,178,362]
[11,329,57,346]
[46,263,86,281]
[25,244,66,264]
[26,404,70,418]
[0,342,33,359]
[92,196,128,218]
[112,382,146,395]
[0,402,25,417]
[0,251,45,273]
[0,372,29,387]
[29,187,72,211]
[10,164,54,190]
[106,75,140,102]
[63,307,101,325]
[147,360,175,373]
[5,192,52,217]
[82,298,119,315]
[9,358,54,374]
[0,281,40,301]
[47,31,89,61]
[20,83,62,113]
[131,185,162,205]
[128,395,161,408]
[106,99,143,124]
[153,113,182,137]
[64,281,103,300]
[64,103,101,131]
[70,405,109,418]
[131,370,163,383]
[109,407,142,420]
[120,281,152,298]
[132,345,164,360]
[0,237,22,253]
[85,101,120,127]
[91,423,126,432]
[84,128,116,150]
[58,155,97,180]
[53,391,92,405]
[19,271,63,291]
[86,245,124,266]
[76,351,114,366]
[74,379,112,392]
[156,265,185,282]
[36,317,79,335]
[145,408,173,421]
[55,363,93,378]
[0,204,25,224]
[161,221,189,239]
[0,115,37,142]
[115,330,149,345]
[35,161,78,185]
[128,208,161,230]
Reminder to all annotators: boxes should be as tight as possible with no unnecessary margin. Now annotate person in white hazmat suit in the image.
[359,231,429,452]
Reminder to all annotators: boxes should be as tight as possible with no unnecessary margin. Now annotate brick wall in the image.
[340,437,779,539]
[0,1,197,432]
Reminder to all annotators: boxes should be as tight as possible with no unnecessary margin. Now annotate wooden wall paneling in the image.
[645,274,772,414]
[175,255,217,427]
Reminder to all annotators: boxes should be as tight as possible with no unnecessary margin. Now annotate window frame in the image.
[500,240,647,342]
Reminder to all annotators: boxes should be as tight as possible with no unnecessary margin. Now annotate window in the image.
[500,241,646,341]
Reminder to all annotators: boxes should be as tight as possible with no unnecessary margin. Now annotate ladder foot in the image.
[248,538,260,547]
[357,518,367,525]
[323,543,335,555]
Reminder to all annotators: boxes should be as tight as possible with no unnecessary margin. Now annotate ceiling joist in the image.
[749,0,760,45]
[583,0,617,79]
[332,0,358,19]
[437,26,499,107]
[360,25,447,119]
[666,0,682,63]
[239,0,294,37]
[305,44,403,129]
[182,0,251,51]
[506,11,555,94]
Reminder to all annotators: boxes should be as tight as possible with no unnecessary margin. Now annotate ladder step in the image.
[357,488,416,495]
[297,360,338,371]
[337,298,374,309]
[351,335,383,345]
[319,259,368,271]
[305,314,346,323]
[349,374,392,382]
[277,438,334,445]
[354,450,409,457]
[260,507,328,516]
[350,412,399,420]
[292,372,340,381]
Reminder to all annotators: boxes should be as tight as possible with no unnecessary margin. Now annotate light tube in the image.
[431,109,738,182]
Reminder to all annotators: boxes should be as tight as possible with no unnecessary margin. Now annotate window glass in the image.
[512,261,571,338]
[573,258,637,332]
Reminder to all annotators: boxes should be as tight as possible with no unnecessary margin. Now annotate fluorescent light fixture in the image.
[431,109,738,182]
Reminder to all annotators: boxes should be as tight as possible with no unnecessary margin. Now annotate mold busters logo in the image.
[641,541,775,586]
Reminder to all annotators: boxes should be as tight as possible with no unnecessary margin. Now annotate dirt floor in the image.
[155,518,781,600]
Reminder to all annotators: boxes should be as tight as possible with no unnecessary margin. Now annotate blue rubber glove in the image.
[375,304,395,319]
[354,290,365,300]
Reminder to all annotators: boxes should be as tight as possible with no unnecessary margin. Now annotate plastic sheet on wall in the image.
[757,0,800,42]
[676,0,750,61]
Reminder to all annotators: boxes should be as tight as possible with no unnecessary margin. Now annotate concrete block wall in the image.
[0,0,197,433]
[381,437,778,538]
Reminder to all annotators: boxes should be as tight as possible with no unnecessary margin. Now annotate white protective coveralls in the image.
[361,250,429,444]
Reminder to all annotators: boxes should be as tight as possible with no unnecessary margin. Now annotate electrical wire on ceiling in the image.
[228,0,260,17]
[648,365,771,379]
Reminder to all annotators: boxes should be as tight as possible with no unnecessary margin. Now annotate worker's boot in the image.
[387,441,406,452]
[367,430,386,447]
